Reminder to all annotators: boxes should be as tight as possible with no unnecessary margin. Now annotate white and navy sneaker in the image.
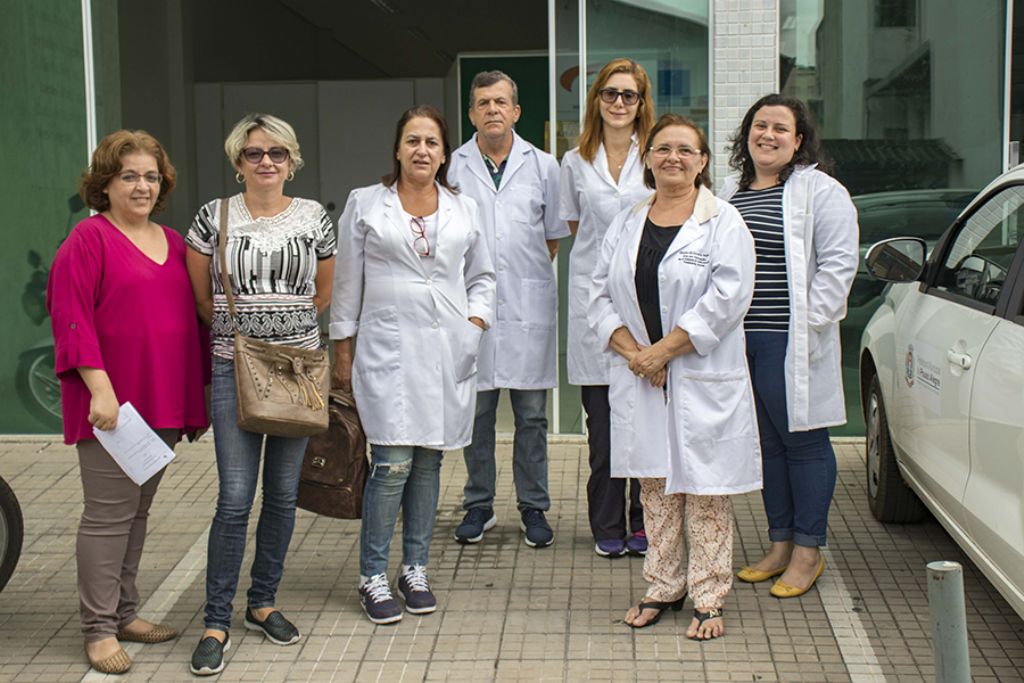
[358,573,403,624]
[397,564,437,614]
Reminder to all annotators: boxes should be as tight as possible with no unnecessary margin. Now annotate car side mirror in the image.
[865,237,927,283]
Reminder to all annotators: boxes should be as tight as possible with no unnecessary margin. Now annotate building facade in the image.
[2,0,1019,435]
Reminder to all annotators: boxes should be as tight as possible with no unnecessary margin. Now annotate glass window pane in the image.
[781,0,1007,434]
[2,1,89,434]
[936,186,1024,304]
[586,0,710,131]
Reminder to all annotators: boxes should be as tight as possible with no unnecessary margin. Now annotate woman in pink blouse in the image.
[46,130,208,674]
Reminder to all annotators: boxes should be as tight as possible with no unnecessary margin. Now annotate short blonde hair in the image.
[224,113,304,172]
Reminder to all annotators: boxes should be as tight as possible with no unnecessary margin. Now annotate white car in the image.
[859,166,1024,620]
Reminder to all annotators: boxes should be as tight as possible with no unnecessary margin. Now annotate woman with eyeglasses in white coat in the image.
[589,114,759,640]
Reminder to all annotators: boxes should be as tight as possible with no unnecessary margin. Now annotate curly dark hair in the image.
[727,94,831,190]
[79,130,177,213]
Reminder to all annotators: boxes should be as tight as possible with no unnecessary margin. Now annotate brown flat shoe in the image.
[117,622,178,643]
[88,646,132,674]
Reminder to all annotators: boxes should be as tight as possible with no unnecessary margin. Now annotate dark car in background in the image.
[836,189,976,434]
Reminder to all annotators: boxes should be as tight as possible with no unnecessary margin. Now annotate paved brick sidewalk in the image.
[0,437,1022,682]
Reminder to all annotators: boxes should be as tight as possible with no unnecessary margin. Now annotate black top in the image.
[731,184,789,332]
[635,217,682,344]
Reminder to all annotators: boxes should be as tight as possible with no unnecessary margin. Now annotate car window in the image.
[934,185,1024,306]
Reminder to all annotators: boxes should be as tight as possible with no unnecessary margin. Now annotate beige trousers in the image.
[639,478,733,610]
[76,429,176,641]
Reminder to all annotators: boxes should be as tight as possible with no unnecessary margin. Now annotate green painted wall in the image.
[0,1,90,433]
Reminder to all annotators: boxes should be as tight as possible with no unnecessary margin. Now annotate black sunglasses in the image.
[598,88,640,106]
[241,147,290,164]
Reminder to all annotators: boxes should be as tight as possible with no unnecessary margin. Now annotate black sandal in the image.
[688,607,724,641]
[626,594,685,629]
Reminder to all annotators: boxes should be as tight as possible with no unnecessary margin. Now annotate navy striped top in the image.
[731,185,790,333]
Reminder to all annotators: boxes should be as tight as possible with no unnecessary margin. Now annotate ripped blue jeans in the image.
[360,444,444,577]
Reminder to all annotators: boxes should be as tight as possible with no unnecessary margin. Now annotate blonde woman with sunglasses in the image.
[559,58,655,558]
[185,113,336,676]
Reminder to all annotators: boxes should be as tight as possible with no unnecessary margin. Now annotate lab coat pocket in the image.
[521,278,556,326]
[807,326,831,363]
[356,307,402,372]
[676,369,755,446]
[453,318,484,383]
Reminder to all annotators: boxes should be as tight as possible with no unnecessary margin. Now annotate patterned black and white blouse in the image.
[186,194,337,359]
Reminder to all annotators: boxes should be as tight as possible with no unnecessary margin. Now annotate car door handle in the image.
[946,349,973,370]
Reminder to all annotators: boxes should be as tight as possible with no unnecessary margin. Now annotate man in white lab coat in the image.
[448,71,568,548]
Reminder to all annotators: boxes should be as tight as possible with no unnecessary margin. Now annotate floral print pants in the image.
[639,478,733,610]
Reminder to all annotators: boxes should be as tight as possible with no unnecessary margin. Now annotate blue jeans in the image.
[745,332,836,548]
[204,358,308,631]
[462,389,550,512]
[360,444,444,577]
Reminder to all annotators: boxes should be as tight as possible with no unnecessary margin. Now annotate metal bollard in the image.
[927,561,971,683]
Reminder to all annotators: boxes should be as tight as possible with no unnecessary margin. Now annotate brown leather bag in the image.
[217,199,330,438]
[297,389,368,519]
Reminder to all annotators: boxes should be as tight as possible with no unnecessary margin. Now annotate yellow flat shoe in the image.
[736,565,787,583]
[770,558,825,598]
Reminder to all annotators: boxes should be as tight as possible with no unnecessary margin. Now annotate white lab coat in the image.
[448,132,568,390]
[719,165,859,431]
[329,183,496,450]
[560,138,653,385]
[588,187,762,495]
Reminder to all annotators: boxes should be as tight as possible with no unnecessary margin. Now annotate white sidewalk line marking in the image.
[819,547,888,683]
[81,525,211,682]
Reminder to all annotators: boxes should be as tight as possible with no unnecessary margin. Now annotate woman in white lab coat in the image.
[560,58,655,558]
[720,94,858,599]
[589,114,759,640]
[330,105,495,625]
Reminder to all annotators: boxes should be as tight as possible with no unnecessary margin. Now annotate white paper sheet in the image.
[92,402,175,485]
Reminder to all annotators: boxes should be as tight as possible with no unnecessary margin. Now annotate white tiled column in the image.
[710,0,779,188]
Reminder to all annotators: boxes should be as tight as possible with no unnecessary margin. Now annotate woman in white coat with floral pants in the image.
[331,105,495,625]
[590,115,760,640]
[720,94,858,599]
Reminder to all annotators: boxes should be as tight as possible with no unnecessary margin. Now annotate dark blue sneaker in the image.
[595,539,628,557]
[358,573,402,625]
[454,507,497,544]
[519,508,554,548]
[626,530,648,556]
[190,633,230,676]
[397,565,437,614]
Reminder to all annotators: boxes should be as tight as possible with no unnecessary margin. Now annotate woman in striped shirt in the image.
[185,113,336,675]
[720,95,859,600]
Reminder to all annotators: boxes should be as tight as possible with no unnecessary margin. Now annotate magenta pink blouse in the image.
[47,215,210,445]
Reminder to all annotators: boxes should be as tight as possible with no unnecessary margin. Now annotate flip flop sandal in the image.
[626,594,686,629]
[688,607,724,641]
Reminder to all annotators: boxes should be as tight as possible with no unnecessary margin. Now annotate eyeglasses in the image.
[240,147,290,164]
[598,88,640,106]
[648,145,701,159]
[117,172,162,185]
[410,216,430,257]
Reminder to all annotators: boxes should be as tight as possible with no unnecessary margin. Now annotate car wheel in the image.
[865,374,927,523]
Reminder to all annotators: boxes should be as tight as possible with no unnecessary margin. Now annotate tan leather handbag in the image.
[217,199,330,437]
